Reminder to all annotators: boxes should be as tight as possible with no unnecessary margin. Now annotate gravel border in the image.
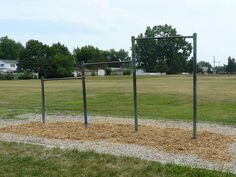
[0,113,235,174]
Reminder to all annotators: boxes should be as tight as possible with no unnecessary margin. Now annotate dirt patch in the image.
[0,121,235,163]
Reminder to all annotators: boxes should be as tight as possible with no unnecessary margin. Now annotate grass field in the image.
[0,75,236,124]
[0,75,236,176]
[0,141,235,177]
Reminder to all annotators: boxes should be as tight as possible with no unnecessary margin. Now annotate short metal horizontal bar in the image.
[135,35,193,40]
[43,77,82,81]
[84,61,131,66]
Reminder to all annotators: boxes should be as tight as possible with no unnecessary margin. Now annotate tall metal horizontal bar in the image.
[135,35,193,41]
[84,61,131,66]
[43,77,82,81]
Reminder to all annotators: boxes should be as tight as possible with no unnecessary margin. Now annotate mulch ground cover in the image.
[1,121,235,163]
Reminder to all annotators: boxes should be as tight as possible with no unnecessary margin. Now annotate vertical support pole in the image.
[132,36,138,131]
[192,33,197,139]
[81,61,88,128]
[41,76,45,123]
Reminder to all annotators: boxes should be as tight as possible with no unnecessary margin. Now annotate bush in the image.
[5,72,14,80]
[0,72,14,80]
[123,69,132,75]
[105,68,112,76]
[91,70,96,76]
[18,70,33,80]
[0,73,6,80]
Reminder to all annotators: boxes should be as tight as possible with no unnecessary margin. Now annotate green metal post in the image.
[132,36,138,131]
[41,76,45,123]
[81,61,88,128]
[193,33,197,138]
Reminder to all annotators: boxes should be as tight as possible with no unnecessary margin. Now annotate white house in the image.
[0,59,18,72]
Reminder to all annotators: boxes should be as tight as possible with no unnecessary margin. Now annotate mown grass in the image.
[0,75,236,124]
[0,141,235,177]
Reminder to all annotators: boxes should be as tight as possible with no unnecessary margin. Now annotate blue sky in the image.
[0,0,236,65]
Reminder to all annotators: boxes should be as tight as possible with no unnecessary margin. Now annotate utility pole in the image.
[213,56,216,74]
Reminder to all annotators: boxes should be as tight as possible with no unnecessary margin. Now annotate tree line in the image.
[197,57,236,74]
[1,24,236,78]
[0,36,130,78]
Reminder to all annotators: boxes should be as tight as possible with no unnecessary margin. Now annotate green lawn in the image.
[0,141,235,177]
[0,75,236,124]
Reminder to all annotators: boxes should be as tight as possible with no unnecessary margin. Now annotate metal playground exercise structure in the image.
[40,33,198,138]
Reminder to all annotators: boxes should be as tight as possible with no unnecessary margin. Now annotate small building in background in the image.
[136,69,166,76]
[110,68,123,75]
[0,59,17,73]
[97,69,105,76]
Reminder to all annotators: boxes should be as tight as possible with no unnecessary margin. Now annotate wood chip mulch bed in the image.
[0,121,235,163]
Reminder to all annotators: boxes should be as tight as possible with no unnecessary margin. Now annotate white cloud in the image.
[0,0,131,32]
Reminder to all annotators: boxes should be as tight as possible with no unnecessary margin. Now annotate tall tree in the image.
[47,43,75,78]
[49,42,71,56]
[135,25,192,73]
[18,41,75,78]
[73,45,103,63]
[74,46,130,64]
[17,40,49,76]
[102,49,130,62]
[156,59,168,74]
[225,56,236,73]
[102,49,131,68]
[73,45,104,69]
[186,58,204,73]
[0,36,24,60]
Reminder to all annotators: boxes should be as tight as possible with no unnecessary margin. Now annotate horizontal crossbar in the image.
[43,77,82,81]
[135,35,193,40]
[84,61,131,66]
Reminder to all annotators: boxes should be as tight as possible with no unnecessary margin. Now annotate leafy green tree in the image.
[225,56,236,73]
[17,40,49,76]
[135,25,192,73]
[0,36,24,60]
[215,65,226,74]
[47,43,75,78]
[47,54,74,78]
[18,41,75,78]
[73,46,130,69]
[186,58,203,73]
[49,42,71,56]
[104,67,112,76]
[156,59,168,74]
[102,49,130,62]
[73,45,104,66]
[102,49,130,68]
